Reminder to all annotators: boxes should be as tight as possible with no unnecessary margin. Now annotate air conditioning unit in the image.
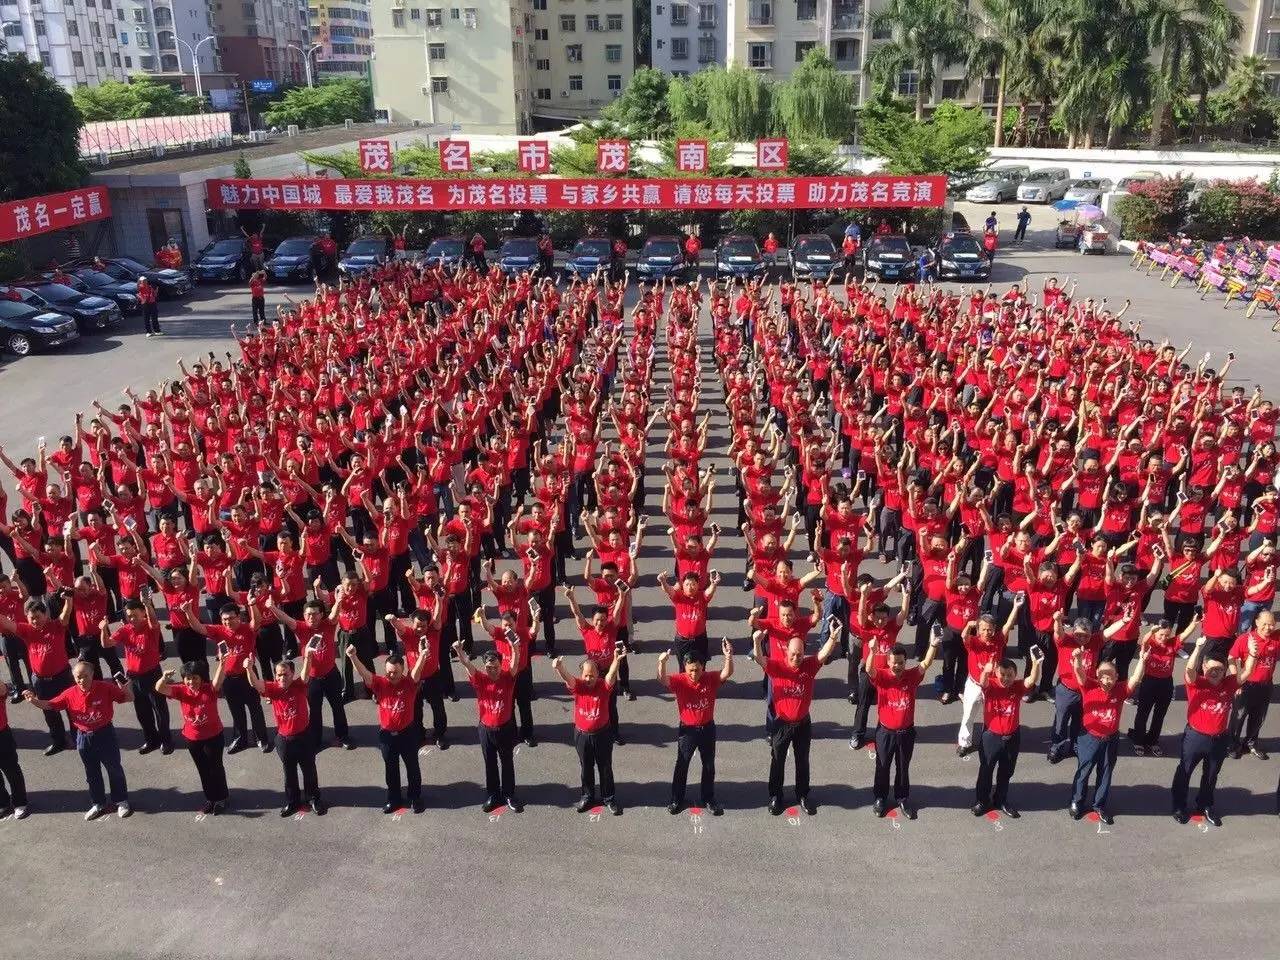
[151,145,165,158]
[248,129,270,143]
[412,118,424,126]
[286,124,299,136]
[94,151,111,166]
[344,117,354,128]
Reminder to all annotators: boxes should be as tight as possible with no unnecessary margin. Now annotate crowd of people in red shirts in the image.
[0,245,1276,830]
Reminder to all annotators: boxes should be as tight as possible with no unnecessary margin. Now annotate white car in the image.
[965,167,1028,203]
[1017,167,1072,203]
[1063,178,1114,205]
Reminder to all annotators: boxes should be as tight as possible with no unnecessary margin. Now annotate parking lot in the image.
[2,209,1279,960]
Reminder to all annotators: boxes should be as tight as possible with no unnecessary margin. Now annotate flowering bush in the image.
[1190,179,1280,239]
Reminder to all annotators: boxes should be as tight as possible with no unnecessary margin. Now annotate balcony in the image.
[157,32,176,52]
[748,7,773,26]
[831,2,862,30]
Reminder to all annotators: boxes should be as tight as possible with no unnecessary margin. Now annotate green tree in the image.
[1146,0,1241,145]
[72,78,202,121]
[262,78,372,129]
[772,49,858,141]
[860,96,990,175]
[0,55,85,201]
[669,66,773,140]
[865,0,974,120]
[1220,55,1271,140]
[602,66,672,136]
[233,153,252,179]
[969,0,1053,147]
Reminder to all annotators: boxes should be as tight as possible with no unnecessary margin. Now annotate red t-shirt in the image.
[470,670,516,728]
[1229,631,1280,683]
[1185,674,1238,736]
[1080,680,1130,737]
[671,591,708,638]
[261,678,309,737]
[667,671,722,726]
[166,683,224,741]
[50,680,129,732]
[17,620,70,678]
[110,622,163,675]
[206,624,256,676]
[369,674,420,733]
[569,676,614,733]
[981,676,1024,736]
[870,665,925,730]
[763,656,821,722]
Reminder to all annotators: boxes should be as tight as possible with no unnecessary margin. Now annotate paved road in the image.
[2,229,1280,960]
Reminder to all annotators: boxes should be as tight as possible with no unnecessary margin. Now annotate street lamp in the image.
[287,43,323,88]
[174,34,217,106]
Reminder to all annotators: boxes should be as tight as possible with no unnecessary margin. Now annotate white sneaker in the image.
[144,332,153,338]
[12,806,28,820]
[85,804,107,821]
[116,801,132,819]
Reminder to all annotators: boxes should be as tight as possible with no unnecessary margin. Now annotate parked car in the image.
[933,232,992,281]
[1,282,122,333]
[191,237,253,283]
[1115,170,1160,192]
[1017,167,1072,203]
[0,299,80,356]
[338,235,391,277]
[715,234,766,281]
[420,236,466,270]
[265,236,322,283]
[101,256,193,298]
[788,234,841,281]
[965,167,1029,203]
[635,236,686,280]
[1063,178,1114,205]
[562,237,615,282]
[44,267,140,313]
[861,234,918,282]
[496,237,541,276]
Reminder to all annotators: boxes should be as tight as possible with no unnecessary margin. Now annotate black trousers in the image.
[307,668,350,747]
[251,295,266,325]
[0,728,28,807]
[1130,674,1174,746]
[674,634,709,669]
[574,727,616,800]
[1,631,28,690]
[671,721,716,805]
[129,665,171,746]
[187,731,228,803]
[378,726,423,804]
[853,663,877,740]
[414,670,448,741]
[873,725,916,802]
[31,669,73,746]
[976,728,1020,808]
[1230,679,1272,746]
[478,719,517,801]
[277,733,320,806]
[142,301,160,334]
[767,715,812,801]
[1171,726,1229,812]
[222,673,269,743]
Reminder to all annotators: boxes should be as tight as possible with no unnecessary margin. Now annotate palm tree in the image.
[865,0,974,120]
[1146,0,1241,145]
[968,0,1051,147]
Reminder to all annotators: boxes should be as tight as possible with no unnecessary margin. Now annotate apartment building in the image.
[650,0,726,75]
[117,0,218,76]
[211,0,308,86]
[0,0,129,88]
[526,0,635,123]
[371,0,533,134]
[310,0,372,77]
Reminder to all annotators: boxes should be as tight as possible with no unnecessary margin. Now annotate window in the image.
[111,52,121,66]
[120,30,128,44]
[40,52,51,67]
[426,7,442,25]
[95,51,106,66]
[607,14,622,29]
[536,87,551,99]
[608,74,621,93]
[242,2,255,17]
[566,43,582,60]
[463,7,476,27]
[698,2,714,27]
[536,57,550,69]
[124,55,132,67]
[90,21,101,38]
[872,17,892,39]
[72,50,85,67]
[896,68,918,96]
[670,3,687,25]
[568,74,583,91]
[1269,74,1280,96]
[410,7,421,17]
[34,20,45,36]
[134,9,146,22]
[533,0,546,8]
[698,35,715,62]
[116,7,124,18]
[832,37,858,68]
[68,20,80,36]
[392,8,404,26]
[981,76,999,104]
[560,14,575,30]
[585,13,599,29]
[428,41,445,59]
[671,36,688,59]
[795,40,815,61]
[1272,0,1280,15]
[796,0,816,20]
[747,41,772,68]
[940,78,965,99]
[749,1,771,25]
[605,44,621,62]
[535,28,547,40]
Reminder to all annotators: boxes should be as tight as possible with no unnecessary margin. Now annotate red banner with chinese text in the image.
[0,187,112,243]
[206,175,946,212]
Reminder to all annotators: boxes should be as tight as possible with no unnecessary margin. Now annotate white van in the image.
[1017,167,1072,203]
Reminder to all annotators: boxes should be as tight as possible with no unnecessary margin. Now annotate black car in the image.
[715,235,766,281]
[2,282,122,333]
[635,236,686,281]
[788,234,841,281]
[496,237,540,276]
[266,235,322,283]
[562,238,615,282]
[420,236,466,270]
[191,237,253,283]
[102,256,193,298]
[0,298,80,356]
[339,236,391,278]
[861,234,919,282]
[43,267,140,313]
[933,232,991,281]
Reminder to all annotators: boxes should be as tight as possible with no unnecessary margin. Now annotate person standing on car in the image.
[762,232,779,270]
[249,270,267,326]
[138,276,161,338]
[611,237,627,282]
[469,233,487,273]
[537,233,554,277]
[1014,206,1031,243]
[841,233,858,275]
[241,227,266,269]
[683,230,702,269]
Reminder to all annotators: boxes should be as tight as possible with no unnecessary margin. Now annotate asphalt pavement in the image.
[1,207,1279,960]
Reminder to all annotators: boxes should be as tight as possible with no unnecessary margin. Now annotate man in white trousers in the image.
[957,600,1022,757]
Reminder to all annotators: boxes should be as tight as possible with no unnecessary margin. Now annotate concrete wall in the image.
[986,147,1280,184]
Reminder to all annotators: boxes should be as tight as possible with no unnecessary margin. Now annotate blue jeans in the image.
[821,591,849,652]
[1239,600,1270,633]
[1071,732,1118,811]
[77,725,129,807]
[1076,599,1105,630]
[1171,726,1229,812]
[1049,682,1082,760]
